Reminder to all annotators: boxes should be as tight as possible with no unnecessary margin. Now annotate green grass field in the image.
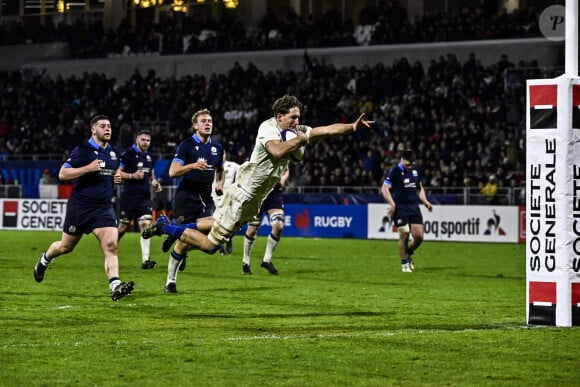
[0,230,578,386]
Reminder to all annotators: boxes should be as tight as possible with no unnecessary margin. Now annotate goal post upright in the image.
[526,1,580,327]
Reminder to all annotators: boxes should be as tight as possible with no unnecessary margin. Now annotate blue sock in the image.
[171,250,187,261]
[401,258,410,265]
[162,224,185,239]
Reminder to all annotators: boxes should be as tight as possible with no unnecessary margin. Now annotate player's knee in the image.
[248,216,260,228]
[397,224,410,235]
[138,214,152,229]
[208,221,233,247]
[119,218,131,228]
[413,233,424,244]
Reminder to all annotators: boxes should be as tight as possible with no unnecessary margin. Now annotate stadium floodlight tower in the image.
[526,1,580,327]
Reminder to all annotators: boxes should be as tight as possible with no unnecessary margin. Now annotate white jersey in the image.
[212,160,240,205]
[236,117,311,199]
[209,118,311,245]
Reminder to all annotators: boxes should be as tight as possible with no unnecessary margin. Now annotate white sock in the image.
[140,236,150,263]
[109,279,121,291]
[167,256,180,284]
[263,234,279,263]
[40,252,51,266]
[243,235,254,265]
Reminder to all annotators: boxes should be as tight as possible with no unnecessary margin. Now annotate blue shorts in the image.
[259,189,284,216]
[119,194,152,223]
[63,198,118,235]
[171,190,215,224]
[393,203,423,228]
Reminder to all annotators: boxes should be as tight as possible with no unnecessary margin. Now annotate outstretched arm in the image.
[307,113,374,142]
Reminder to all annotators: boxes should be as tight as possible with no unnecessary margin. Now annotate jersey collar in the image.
[193,133,211,144]
[89,137,109,150]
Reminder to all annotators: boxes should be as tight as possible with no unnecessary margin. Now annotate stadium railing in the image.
[0,184,22,198]
[144,185,524,209]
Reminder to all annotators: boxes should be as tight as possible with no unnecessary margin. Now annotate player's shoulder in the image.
[70,142,95,158]
[258,117,277,131]
[120,146,136,158]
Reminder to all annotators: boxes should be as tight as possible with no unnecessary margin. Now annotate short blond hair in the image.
[190,108,212,134]
[191,109,211,125]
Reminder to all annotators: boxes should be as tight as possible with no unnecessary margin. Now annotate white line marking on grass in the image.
[223,325,532,342]
[0,325,547,350]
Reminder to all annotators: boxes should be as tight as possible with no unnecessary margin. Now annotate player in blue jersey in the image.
[117,129,163,270]
[242,168,289,276]
[381,149,433,272]
[162,108,225,293]
[143,95,373,268]
[33,115,135,301]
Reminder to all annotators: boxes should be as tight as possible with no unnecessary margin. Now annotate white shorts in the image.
[209,184,262,245]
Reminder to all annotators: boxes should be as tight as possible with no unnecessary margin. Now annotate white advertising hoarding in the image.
[367,204,518,243]
[0,199,67,231]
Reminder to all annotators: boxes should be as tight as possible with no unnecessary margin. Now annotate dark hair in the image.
[402,149,416,162]
[90,115,109,127]
[272,95,302,116]
[136,129,151,137]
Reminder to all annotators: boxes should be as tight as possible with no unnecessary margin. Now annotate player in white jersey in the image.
[211,151,240,254]
[143,95,373,254]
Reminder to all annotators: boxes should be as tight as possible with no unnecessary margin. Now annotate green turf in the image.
[0,231,577,386]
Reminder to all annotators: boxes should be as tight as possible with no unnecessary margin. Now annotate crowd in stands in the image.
[0,48,532,193]
[0,2,541,58]
[0,1,550,194]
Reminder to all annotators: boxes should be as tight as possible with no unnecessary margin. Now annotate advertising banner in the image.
[252,204,368,239]
[526,78,580,327]
[0,199,67,230]
[367,204,518,243]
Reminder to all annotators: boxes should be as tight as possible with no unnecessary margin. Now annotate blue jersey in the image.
[173,133,224,194]
[384,162,423,205]
[120,144,154,199]
[64,137,119,205]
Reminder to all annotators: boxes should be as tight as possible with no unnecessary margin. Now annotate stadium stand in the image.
[0,1,561,203]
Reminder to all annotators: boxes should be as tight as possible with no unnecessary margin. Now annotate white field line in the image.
[1,325,537,349]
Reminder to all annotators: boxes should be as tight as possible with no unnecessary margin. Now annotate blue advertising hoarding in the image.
[250,204,368,238]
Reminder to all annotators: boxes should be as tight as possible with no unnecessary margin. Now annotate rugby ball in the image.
[280,129,305,162]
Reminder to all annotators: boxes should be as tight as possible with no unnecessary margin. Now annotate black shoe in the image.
[164,282,177,293]
[242,263,252,275]
[260,260,279,275]
[141,260,157,270]
[162,235,176,252]
[142,215,169,239]
[34,254,47,283]
[111,281,135,301]
[225,240,233,254]
[178,257,187,272]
